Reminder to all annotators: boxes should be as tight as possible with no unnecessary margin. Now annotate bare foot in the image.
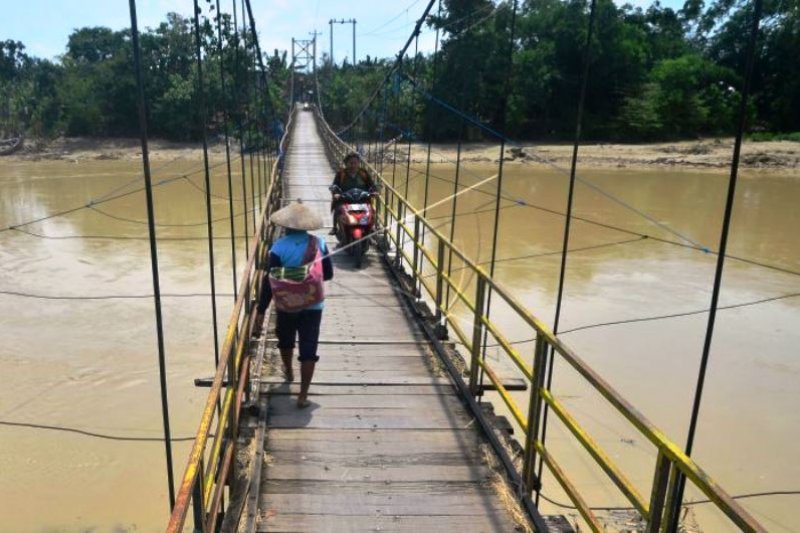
[297,397,311,408]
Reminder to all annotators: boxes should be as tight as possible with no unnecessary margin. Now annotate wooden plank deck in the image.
[253,111,526,532]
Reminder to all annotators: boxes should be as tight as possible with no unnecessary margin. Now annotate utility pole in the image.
[328,18,356,66]
[329,19,334,64]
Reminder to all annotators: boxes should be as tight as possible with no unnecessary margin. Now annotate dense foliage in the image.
[317,0,800,141]
[1,0,797,142]
[0,8,288,141]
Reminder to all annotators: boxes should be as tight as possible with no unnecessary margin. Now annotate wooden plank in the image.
[262,354,433,367]
[310,369,436,379]
[256,513,519,532]
[266,392,464,410]
[261,376,454,386]
[263,463,491,482]
[265,339,429,346]
[298,344,430,356]
[267,408,473,430]
[257,492,509,517]
[261,480,495,495]
[286,362,435,374]
[261,384,457,396]
[265,429,482,455]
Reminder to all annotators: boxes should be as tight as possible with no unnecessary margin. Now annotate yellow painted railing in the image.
[314,105,765,533]
[165,108,295,533]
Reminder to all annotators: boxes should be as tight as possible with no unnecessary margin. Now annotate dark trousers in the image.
[275,309,323,362]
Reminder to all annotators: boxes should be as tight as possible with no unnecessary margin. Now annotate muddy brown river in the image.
[1,151,798,531]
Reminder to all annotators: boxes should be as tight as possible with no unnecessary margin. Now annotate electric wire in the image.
[0,290,236,301]
[0,420,199,443]
[87,205,257,227]
[358,0,423,37]
[0,156,244,234]
[537,488,800,512]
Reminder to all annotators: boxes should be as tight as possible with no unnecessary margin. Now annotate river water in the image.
[1,152,798,531]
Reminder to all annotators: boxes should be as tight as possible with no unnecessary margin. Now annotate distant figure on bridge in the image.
[329,152,377,235]
[255,200,334,408]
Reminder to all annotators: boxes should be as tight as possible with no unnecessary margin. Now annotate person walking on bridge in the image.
[329,152,377,235]
[255,200,334,408]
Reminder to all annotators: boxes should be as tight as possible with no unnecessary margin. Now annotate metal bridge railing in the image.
[165,107,295,533]
[313,105,764,533]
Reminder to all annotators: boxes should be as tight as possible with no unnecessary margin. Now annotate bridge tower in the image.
[289,34,316,110]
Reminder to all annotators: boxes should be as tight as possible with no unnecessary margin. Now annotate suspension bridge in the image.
[1,0,789,530]
[162,97,768,530]
[158,0,771,524]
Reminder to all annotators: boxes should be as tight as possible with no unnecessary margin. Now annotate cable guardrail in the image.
[313,104,765,532]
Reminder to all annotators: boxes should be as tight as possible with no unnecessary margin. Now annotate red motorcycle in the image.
[330,186,377,268]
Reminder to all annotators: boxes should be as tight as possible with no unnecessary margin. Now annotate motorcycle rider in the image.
[329,152,378,235]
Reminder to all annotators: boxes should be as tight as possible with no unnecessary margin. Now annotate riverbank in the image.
[401,138,800,171]
[5,136,800,171]
[5,137,229,163]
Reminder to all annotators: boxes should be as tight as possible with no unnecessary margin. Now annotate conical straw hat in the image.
[270,199,323,231]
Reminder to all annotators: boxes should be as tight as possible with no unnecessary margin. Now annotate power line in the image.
[0,420,198,443]
[488,291,800,348]
[361,2,496,40]
[0,157,241,234]
[88,205,257,227]
[422,236,648,280]
[9,227,250,241]
[537,488,800,512]
[358,0,423,37]
[0,290,236,301]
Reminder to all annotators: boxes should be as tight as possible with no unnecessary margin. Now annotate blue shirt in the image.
[257,230,333,312]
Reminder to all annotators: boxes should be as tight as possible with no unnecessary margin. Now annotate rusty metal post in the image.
[645,451,673,532]
[468,276,487,395]
[661,464,681,531]
[192,460,207,532]
[382,188,390,234]
[411,216,422,299]
[394,197,404,269]
[435,239,445,323]
[523,335,548,492]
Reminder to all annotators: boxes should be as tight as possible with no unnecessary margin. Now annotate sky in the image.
[2,0,684,66]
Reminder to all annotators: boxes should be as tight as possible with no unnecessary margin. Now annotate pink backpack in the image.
[268,235,325,312]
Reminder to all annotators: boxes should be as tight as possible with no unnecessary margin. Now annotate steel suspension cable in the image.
[127,0,175,509]
[444,123,465,312]
[253,41,263,218]
[193,0,221,368]
[399,33,421,262]
[419,0,443,279]
[244,0,282,234]
[232,0,250,258]
[535,0,598,504]
[215,0,239,300]
[378,88,389,176]
[242,0,257,235]
[667,0,765,527]
[478,0,519,401]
